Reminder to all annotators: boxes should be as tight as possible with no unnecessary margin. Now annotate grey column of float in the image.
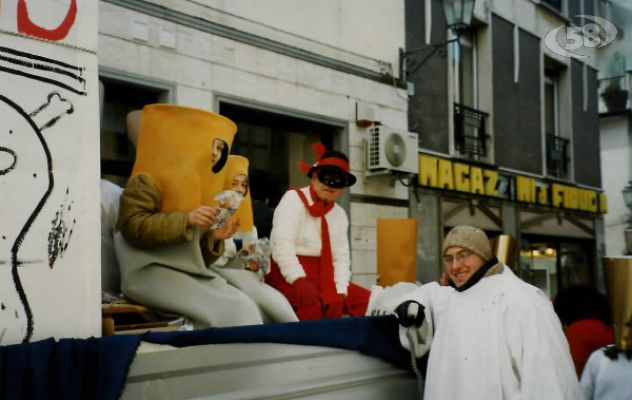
[501,202,521,272]
[409,187,443,284]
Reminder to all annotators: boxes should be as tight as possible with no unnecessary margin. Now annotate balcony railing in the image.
[546,134,570,178]
[598,73,631,114]
[454,103,489,158]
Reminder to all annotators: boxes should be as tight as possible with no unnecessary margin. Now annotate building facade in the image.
[98,0,610,298]
[596,0,632,256]
[98,0,411,288]
[405,0,606,297]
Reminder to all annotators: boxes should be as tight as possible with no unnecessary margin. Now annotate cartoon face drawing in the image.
[0,92,72,344]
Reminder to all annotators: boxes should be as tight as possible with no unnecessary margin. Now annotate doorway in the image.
[519,234,595,299]
[219,102,342,207]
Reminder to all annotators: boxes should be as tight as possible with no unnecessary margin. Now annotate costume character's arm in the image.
[211,239,236,267]
[504,288,583,399]
[118,174,192,248]
[118,174,224,262]
[199,233,225,266]
[270,191,307,283]
[331,207,351,295]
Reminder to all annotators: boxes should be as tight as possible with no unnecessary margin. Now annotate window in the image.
[544,71,559,138]
[541,0,562,12]
[453,31,488,158]
[596,0,611,21]
[219,102,337,207]
[99,78,169,187]
[455,32,477,108]
[544,69,570,179]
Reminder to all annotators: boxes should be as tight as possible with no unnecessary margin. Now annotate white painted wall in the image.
[201,0,403,68]
[0,0,101,345]
[600,116,631,255]
[350,203,409,286]
[140,0,403,75]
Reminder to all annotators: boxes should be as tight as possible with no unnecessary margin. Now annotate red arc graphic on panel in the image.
[17,0,77,41]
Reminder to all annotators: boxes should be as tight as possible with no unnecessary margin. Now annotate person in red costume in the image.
[266,148,370,320]
[554,285,614,376]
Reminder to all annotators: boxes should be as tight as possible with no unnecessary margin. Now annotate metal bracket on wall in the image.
[477,203,503,228]
[565,214,595,236]
[520,212,557,230]
[443,199,502,229]
[443,201,469,221]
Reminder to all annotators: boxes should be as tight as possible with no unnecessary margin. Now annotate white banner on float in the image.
[0,0,98,51]
[0,1,100,345]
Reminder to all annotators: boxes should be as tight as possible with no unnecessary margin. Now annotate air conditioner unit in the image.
[366,125,418,174]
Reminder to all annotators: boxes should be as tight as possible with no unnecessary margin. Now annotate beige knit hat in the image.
[443,225,492,260]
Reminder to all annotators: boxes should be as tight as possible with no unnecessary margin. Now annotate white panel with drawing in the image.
[0,0,100,344]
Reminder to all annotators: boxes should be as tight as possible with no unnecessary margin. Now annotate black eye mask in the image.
[317,167,347,188]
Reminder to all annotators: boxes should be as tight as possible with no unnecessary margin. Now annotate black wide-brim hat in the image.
[307,157,356,187]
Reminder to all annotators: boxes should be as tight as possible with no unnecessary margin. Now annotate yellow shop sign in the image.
[418,154,500,197]
[418,154,606,214]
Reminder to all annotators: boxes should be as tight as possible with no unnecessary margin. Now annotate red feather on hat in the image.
[312,142,326,160]
[297,161,311,173]
[297,142,327,173]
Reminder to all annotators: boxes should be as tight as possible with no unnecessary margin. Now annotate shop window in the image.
[99,78,169,186]
[519,237,594,299]
[520,244,559,298]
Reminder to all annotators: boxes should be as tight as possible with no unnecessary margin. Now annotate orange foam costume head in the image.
[131,104,237,212]
[223,155,254,233]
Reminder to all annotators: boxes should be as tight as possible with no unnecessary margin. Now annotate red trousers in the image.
[266,255,370,321]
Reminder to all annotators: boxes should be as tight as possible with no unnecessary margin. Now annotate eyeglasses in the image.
[443,250,473,266]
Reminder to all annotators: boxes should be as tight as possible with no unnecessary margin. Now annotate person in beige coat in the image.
[114,104,262,327]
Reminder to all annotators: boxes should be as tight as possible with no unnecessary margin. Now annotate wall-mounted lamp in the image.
[399,0,476,81]
[443,0,476,34]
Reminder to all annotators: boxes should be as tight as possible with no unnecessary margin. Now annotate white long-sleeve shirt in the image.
[580,347,632,400]
[270,187,351,295]
[367,266,584,400]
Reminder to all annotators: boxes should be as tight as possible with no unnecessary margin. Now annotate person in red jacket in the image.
[266,148,370,320]
[554,285,614,376]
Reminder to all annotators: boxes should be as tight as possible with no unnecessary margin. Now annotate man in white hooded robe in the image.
[367,225,583,399]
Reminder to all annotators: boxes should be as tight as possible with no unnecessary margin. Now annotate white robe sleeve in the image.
[331,207,351,295]
[270,191,306,284]
[366,281,450,358]
[504,290,585,400]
